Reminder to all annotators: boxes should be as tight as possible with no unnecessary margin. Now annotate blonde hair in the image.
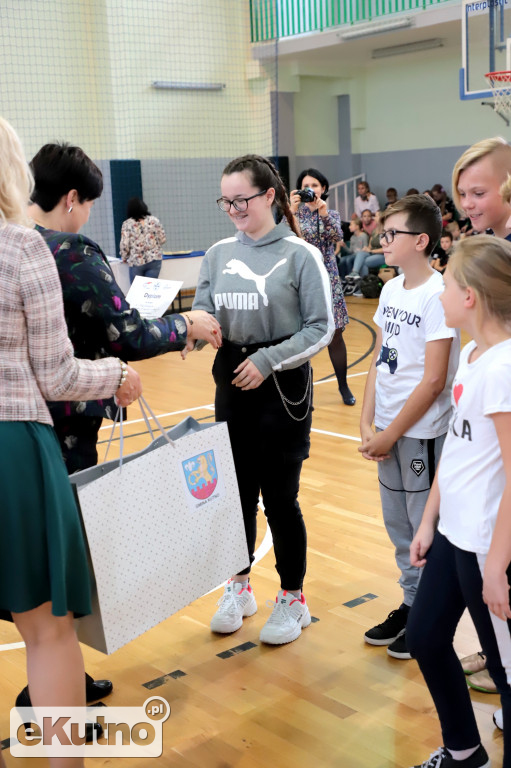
[500,173,511,205]
[0,117,33,227]
[449,234,511,328]
[452,137,511,210]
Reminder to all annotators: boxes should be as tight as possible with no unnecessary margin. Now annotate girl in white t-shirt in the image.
[407,235,511,768]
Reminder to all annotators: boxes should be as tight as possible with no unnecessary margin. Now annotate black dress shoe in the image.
[16,689,104,743]
[339,387,356,406]
[85,672,113,702]
[16,673,113,709]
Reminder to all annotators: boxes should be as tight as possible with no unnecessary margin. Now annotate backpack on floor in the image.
[358,274,383,298]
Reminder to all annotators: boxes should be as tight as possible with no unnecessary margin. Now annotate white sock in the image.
[447,745,479,761]
[288,589,301,598]
[233,578,249,589]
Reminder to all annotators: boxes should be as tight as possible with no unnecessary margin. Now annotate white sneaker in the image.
[493,708,503,730]
[210,579,257,633]
[259,590,311,645]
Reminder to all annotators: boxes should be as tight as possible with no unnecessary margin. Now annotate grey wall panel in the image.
[272,91,296,186]
[296,144,469,214]
[358,145,469,208]
[294,155,343,186]
[140,158,234,253]
[81,159,117,257]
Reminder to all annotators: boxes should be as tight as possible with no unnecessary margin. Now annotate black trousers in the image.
[407,530,511,766]
[213,340,312,590]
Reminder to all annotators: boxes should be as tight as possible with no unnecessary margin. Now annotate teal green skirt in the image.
[0,422,91,618]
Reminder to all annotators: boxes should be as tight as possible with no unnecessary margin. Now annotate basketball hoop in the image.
[485,71,511,118]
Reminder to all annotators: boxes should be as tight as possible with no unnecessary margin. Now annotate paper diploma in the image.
[126,276,183,318]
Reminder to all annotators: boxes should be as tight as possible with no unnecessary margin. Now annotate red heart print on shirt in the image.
[453,383,463,406]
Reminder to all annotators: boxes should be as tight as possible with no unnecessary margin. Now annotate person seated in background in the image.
[120,197,166,284]
[446,220,463,241]
[430,183,456,225]
[384,187,398,208]
[355,180,380,217]
[345,212,386,295]
[337,217,368,278]
[361,208,377,236]
[430,230,454,274]
[406,187,419,196]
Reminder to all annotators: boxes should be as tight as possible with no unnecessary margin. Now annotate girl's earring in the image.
[68,206,73,213]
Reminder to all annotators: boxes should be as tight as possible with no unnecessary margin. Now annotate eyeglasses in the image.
[380,229,422,245]
[216,189,268,213]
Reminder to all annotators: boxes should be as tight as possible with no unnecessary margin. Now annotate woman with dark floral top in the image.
[120,197,166,283]
[290,168,355,405]
[28,143,220,472]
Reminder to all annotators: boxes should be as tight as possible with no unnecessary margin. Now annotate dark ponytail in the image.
[222,154,301,238]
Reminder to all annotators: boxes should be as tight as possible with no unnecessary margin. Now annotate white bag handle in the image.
[103,397,175,470]
[138,396,175,447]
[103,403,123,463]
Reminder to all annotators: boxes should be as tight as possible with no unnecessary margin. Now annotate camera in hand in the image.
[297,188,316,203]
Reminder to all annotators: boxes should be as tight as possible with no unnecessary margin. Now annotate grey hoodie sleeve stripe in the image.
[249,235,335,377]
[275,235,334,370]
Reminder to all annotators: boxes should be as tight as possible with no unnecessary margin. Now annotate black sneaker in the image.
[387,629,411,659]
[411,744,490,768]
[364,607,408,646]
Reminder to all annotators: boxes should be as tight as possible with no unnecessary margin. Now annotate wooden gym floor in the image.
[0,296,502,767]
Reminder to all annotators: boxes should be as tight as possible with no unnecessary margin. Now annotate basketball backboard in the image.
[460,0,511,100]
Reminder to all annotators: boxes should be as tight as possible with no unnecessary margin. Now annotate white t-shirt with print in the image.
[373,271,460,439]
[438,338,511,554]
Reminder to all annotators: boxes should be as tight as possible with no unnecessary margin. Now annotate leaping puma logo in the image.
[222,258,287,306]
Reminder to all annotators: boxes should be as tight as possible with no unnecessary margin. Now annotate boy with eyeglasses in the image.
[359,194,460,659]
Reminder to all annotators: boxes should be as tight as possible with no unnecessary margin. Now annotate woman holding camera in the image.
[291,169,355,405]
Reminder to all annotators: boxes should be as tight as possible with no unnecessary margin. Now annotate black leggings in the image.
[407,531,511,765]
[213,340,312,590]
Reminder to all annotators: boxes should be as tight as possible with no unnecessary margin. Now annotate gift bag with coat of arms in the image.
[71,414,249,654]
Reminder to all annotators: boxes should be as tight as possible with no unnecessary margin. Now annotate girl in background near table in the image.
[120,196,166,283]
[290,168,356,405]
[0,116,142,768]
[407,235,511,768]
[192,154,334,645]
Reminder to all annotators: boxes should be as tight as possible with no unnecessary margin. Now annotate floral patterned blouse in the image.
[120,215,166,266]
[296,205,349,331]
[37,226,187,421]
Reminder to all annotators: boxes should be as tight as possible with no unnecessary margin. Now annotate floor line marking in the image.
[99,372,370,430]
[312,428,361,442]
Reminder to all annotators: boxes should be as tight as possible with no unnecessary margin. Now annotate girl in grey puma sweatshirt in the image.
[192,154,334,647]
[194,219,334,378]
